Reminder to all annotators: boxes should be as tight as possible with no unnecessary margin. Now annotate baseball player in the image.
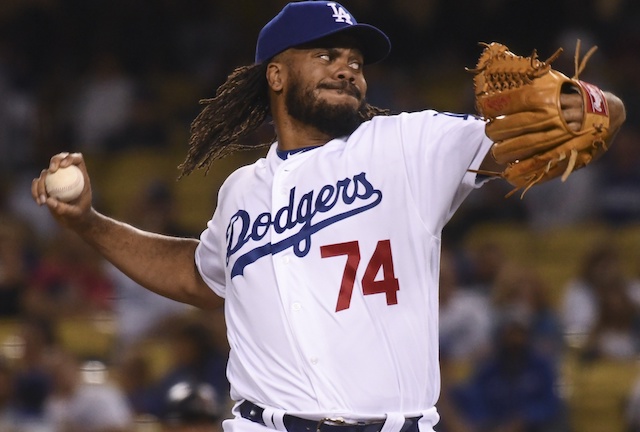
[32,2,626,432]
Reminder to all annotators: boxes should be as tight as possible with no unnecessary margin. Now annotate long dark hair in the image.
[179,62,390,178]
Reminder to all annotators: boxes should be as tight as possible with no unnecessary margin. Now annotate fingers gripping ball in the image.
[469,40,611,198]
[45,165,85,202]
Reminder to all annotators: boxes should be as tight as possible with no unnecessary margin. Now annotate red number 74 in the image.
[320,240,399,312]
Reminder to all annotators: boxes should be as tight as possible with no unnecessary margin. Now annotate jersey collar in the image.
[276,145,323,160]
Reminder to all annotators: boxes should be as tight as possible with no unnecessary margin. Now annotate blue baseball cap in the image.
[255,1,391,65]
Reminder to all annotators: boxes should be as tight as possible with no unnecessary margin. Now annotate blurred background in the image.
[0,0,639,431]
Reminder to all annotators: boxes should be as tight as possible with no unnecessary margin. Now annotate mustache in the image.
[318,81,362,99]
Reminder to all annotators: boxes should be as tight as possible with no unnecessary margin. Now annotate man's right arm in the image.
[32,152,223,310]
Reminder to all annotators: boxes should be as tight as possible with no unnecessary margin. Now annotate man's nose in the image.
[334,62,356,81]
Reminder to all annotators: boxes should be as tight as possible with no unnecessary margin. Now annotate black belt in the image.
[239,401,421,432]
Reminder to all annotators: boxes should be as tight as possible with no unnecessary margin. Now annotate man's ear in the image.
[266,62,285,92]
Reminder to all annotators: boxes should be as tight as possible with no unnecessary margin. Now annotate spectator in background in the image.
[70,51,136,155]
[11,317,58,430]
[111,180,193,351]
[4,175,60,243]
[522,168,598,232]
[561,242,640,347]
[0,41,39,176]
[109,262,192,353]
[133,313,229,423]
[0,357,21,431]
[627,378,640,432]
[0,215,32,318]
[596,125,640,225]
[490,263,565,363]
[23,229,114,321]
[115,349,156,418]
[43,349,133,432]
[451,312,565,432]
[104,86,170,153]
[579,280,640,362]
[0,356,53,431]
[439,247,492,362]
[437,250,487,432]
[624,355,640,432]
[462,240,508,296]
[445,179,527,247]
[123,179,196,239]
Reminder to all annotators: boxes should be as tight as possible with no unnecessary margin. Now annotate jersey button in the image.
[291,302,301,311]
[281,256,290,264]
[310,357,319,365]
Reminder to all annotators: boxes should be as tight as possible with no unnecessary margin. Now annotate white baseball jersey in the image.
[195,110,493,431]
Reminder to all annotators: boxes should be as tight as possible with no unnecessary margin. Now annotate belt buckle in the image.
[316,417,356,432]
[316,417,381,432]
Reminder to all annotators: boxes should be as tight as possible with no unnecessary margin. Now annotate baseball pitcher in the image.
[32,2,626,432]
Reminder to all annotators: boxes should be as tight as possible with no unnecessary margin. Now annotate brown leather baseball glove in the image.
[469,41,611,198]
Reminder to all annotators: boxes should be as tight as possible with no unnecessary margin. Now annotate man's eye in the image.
[319,54,331,61]
[350,61,362,70]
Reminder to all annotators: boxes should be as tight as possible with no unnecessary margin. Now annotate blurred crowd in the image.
[437,235,640,432]
[0,0,640,431]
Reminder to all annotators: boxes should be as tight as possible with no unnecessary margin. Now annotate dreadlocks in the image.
[179,63,391,178]
[179,63,271,178]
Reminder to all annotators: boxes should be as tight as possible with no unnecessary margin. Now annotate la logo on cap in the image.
[254,1,391,64]
[327,2,353,24]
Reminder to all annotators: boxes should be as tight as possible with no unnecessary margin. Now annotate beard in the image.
[285,75,366,138]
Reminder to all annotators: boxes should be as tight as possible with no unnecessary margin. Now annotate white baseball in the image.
[45,165,85,202]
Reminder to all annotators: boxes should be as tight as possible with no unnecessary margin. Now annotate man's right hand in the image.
[31,152,94,229]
